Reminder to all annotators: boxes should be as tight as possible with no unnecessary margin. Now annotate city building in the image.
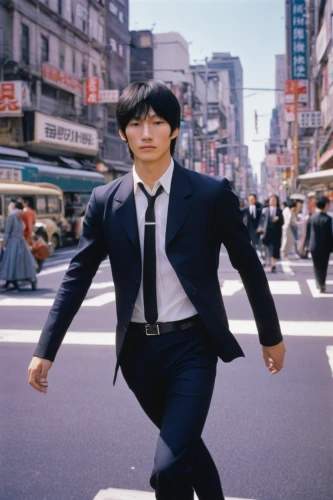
[104,0,132,178]
[130,29,154,82]
[0,0,106,166]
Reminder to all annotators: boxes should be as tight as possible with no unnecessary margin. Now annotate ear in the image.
[119,129,127,142]
[170,127,179,140]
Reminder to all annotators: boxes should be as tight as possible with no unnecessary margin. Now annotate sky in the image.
[129,0,285,176]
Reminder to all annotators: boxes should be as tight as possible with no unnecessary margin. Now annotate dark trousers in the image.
[312,252,330,288]
[120,319,224,500]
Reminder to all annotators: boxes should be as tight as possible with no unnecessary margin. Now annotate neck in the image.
[134,152,172,189]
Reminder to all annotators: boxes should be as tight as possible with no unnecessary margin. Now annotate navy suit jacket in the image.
[34,161,283,384]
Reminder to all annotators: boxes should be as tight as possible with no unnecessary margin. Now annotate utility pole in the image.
[203,57,209,172]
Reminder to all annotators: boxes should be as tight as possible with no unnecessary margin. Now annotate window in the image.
[109,2,118,15]
[41,36,49,63]
[82,63,87,78]
[118,43,123,57]
[68,0,75,23]
[110,38,117,52]
[139,35,152,48]
[21,24,30,65]
[59,48,65,70]
[92,64,97,77]
[58,0,62,15]
[36,196,47,214]
[118,11,124,23]
[82,18,87,34]
[47,196,60,214]
[72,51,76,73]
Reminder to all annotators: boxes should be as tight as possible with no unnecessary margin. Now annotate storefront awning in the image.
[297,168,333,189]
[0,146,29,159]
[317,146,333,169]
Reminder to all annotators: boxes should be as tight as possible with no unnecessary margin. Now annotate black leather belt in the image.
[130,315,200,336]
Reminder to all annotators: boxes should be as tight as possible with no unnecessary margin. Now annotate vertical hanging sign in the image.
[290,0,308,80]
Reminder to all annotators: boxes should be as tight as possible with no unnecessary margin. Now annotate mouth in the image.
[140,146,156,150]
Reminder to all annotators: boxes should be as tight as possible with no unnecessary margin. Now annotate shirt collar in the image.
[133,158,174,196]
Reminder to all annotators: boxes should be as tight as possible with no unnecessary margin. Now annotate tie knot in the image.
[138,183,164,205]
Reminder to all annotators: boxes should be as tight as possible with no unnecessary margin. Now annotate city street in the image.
[1,247,333,500]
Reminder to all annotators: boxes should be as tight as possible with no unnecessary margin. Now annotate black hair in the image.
[248,193,257,200]
[286,199,297,209]
[316,196,330,210]
[116,80,181,159]
[15,201,24,210]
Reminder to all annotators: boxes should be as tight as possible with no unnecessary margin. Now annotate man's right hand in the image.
[28,356,52,394]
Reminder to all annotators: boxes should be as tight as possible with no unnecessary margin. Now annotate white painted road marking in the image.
[280,260,295,276]
[326,346,333,377]
[38,264,70,277]
[93,488,254,500]
[1,321,332,345]
[307,280,333,298]
[221,280,244,296]
[0,292,116,307]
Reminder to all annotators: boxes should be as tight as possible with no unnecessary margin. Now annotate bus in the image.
[0,181,64,248]
[0,159,105,239]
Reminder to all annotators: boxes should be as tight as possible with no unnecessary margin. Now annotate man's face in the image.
[120,107,179,162]
[248,195,256,206]
[269,196,277,207]
[296,201,303,213]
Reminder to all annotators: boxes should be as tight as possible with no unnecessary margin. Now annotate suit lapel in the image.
[166,161,192,247]
[114,172,140,250]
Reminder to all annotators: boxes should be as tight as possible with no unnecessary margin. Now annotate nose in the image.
[141,123,153,140]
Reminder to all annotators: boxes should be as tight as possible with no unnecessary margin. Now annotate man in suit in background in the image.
[28,80,286,500]
[305,196,333,293]
[242,193,262,253]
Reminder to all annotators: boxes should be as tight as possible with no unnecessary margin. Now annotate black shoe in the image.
[271,266,277,273]
[320,286,326,293]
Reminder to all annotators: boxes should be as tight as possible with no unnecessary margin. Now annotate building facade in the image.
[0,0,106,163]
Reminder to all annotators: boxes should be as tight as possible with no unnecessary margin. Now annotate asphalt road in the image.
[1,247,333,500]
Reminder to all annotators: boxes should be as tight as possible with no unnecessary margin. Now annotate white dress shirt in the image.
[270,207,276,218]
[250,205,256,218]
[131,159,198,323]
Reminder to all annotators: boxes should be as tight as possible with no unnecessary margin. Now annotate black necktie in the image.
[138,183,164,325]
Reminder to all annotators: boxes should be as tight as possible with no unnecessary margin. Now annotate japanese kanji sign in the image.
[290,0,308,80]
[34,112,98,155]
[285,80,308,104]
[42,63,82,96]
[85,77,99,104]
[0,81,22,116]
[298,111,322,128]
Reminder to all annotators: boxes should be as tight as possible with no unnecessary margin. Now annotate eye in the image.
[130,122,140,127]
[154,121,164,125]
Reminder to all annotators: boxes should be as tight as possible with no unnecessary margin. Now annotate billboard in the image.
[0,81,22,116]
[266,154,295,168]
[290,0,308,80]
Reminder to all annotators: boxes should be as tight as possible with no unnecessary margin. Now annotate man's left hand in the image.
[262,341,286,374]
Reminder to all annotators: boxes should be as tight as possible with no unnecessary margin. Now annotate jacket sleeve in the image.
[327,216,333,252]
[33,189,107,362]
[217,179,283,347]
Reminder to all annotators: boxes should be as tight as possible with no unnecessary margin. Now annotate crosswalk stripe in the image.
[326,346,333,377]
[1,321,332,344]
[306,279,333,298]
[93,489,253,500]
[0,292,116,307]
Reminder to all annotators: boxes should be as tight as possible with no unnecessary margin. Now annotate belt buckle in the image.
[145,324,160,336]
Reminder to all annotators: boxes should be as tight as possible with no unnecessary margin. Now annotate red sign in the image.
[285,80,308,104]
[266,153,295,168]
[42,63,82,95]
[0,81,22,115]
[85,77,99,104]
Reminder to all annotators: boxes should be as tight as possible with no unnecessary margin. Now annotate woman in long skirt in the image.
[0,202,37,291]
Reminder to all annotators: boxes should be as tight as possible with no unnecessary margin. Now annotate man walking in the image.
[242,193,262,252]
[28,80,286,500]
[305,196,333,293]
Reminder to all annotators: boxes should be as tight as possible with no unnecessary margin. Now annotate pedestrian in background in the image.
[18,197,36,246]
[259,194,284,273]
[28,80,286,500]
[305,196,333,293]
[242,193,262,253]
[281,199,297,260]
[0,201,37,291]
